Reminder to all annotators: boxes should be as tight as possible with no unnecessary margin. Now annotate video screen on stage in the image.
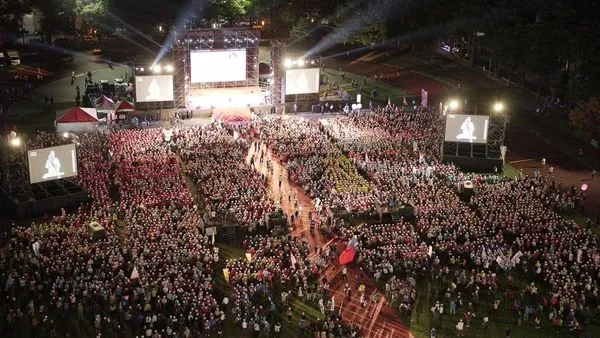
[444,114,489,144]
[28,143,78,184]
[135,75,174,102]
[285,68,320,95]
[190,49,247,83]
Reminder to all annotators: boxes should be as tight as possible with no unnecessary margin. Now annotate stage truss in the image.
[172,29,260,111]
[0,142,33,203]
[270,40,285,107]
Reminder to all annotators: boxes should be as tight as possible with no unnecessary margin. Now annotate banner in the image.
[290,253,297,267]
[223,268,230,283]
[421,89,428,107]
[32,241,40,256]
[130,267,139,280]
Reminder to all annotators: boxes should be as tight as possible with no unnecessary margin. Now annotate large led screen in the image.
[444,114,489,144]
[285,68,320,95]
[190,49,247,83]
[28,143,78,184]
[135,75,174,102]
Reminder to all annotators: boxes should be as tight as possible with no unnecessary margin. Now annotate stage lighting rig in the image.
[493,101,505,113]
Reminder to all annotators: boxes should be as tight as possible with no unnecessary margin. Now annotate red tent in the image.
[114,100,135,114]
[56,107,98,132]
[57,107,98,123]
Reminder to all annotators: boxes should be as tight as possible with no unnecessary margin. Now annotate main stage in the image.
[187,87,272,123]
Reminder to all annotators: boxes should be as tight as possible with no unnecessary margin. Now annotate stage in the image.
[188,87,268,109]
[186,86,270,123]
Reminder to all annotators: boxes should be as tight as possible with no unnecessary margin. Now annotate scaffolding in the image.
[441,108,508,162]
[172,29,261,111]
[0,140,33,204]
[270,40,286,107]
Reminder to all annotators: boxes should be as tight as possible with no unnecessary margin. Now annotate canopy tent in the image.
[56,107,98,132]
[94,95,115,113]
[114,100,135,115]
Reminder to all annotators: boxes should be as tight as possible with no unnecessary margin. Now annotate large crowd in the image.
[177,125,277,228]
[0,102,597,337]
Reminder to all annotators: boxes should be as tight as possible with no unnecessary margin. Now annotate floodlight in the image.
[165,64,174,72]
[493,101,504,113]
[284,59,293,68]
[140,67,144,72]
[297,59,305,67]
[62,132,70,138]
[151,65,161,73]
[448,99,460,111]
[9,137,21,147]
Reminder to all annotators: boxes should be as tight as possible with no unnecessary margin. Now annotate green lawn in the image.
[503,163,520,179]
[407,273,600,338]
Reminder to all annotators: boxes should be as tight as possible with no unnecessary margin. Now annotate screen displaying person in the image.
[456,116,476,141]
[297,72,309,93]
[146,78,161,101]
[42,151,64,179]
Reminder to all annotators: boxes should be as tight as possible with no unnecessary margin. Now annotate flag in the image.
[32,241,40,256]
[245,253,253,262]
[130,267,139,280]
[223,268,230,283]
[421,89,428,107]
[290,253,297,267]
[387,97,391,106]
[347,235,358,249]
[403,97,408,106]
[338,247,356,265]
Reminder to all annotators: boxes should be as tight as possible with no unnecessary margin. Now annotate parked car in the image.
[7,50,20,65]
[0,52,7,66]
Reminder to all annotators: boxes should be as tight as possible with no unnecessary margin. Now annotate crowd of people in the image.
[177,125,277,228]
[225,234,361,337]
[0,100,596,338]
[1,126,223,337]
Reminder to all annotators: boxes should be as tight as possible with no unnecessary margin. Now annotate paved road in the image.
[7,52,129,118]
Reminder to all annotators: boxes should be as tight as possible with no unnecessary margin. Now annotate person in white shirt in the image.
[456,319,464,335]
[274,322,281,335]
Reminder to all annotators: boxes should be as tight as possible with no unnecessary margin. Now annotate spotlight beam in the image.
[304,0,400,59]
[94,21,159,55]
[321,16,481,61]
[106,11,163,48]
[154,0,210,65]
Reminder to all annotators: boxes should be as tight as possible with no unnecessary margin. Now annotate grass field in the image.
[321,66,409,107]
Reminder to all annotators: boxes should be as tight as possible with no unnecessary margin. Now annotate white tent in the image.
[56,107,99,132]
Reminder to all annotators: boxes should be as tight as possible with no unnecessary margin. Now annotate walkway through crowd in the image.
[247,140,413,338]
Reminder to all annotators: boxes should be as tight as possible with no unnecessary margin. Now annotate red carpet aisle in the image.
[247,141,413,338]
